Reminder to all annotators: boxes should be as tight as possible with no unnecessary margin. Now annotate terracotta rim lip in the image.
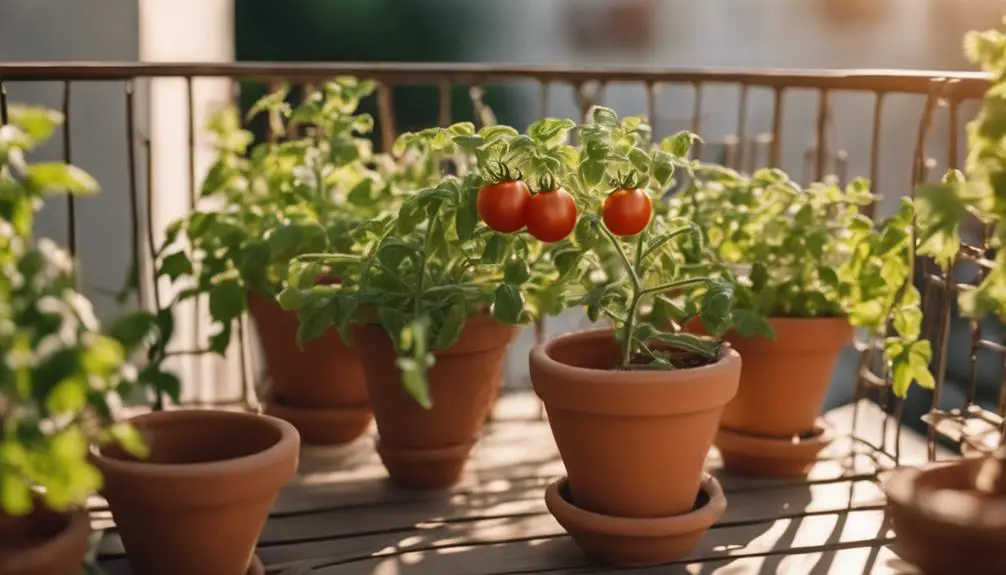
[262,388,371,417]
[531,327,741,384]
[0,507,89,570]
[544,474,726,537]
[375,438,476,462]
[716,419,834,458]
[883,459,1006,530]
[91,409,299,479]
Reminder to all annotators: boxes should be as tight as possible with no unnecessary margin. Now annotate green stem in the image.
[415,223,437,316]
[597,225,645,367]
[640,225,694,263]
[297,253,362,263]
[639,277,713,297]
[599,225,641,291]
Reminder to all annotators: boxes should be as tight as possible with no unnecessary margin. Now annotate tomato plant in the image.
[0,106,161,515]
[602,186,652,237]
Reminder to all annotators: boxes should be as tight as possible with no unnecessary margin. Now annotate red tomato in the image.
[602,188,652,236]
[526,188,577,243]
[477,180,531,233]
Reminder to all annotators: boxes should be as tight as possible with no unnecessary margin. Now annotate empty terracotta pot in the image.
[884,457,1006,574]
[352,315,517,489]
[546,474,726,566]
[719,317,851,438]
[716,419,833,477]
[0,506,90,575]
[91,410,299,575]
[530,328,741,518]
[248,290,372,446]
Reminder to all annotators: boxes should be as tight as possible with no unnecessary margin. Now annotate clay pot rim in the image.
[0,507,89,571]
[263,388,371,417]
[884,458,1006,531]
[375,437,477,462]
[91,409,298,479]
[533,327,740,383]
[717,418,834,459]
[545,474,725,536]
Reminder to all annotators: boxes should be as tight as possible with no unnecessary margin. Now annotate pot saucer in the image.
[248,554,265,575]
[544,474,725,567]
[884,458,1006,573]
[376,438,477,490]
[263,388,372,447]
[715,418,833,477]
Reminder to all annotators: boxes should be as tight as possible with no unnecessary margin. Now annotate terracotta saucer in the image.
[263,388,372,447]
[545,474,726,567]
[375,438,476,490]
[715,418,833,478]
[883,458,1006,573]
[248,554,265,575]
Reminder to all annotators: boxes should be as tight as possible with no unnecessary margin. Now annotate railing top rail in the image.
[0,62,990,97]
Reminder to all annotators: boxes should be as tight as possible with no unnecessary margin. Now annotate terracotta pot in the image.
[884,457,1006,574]
[716,418,833,477]
[719,317,852,438]
[248,290,372,446]
[546,474,725,566]
[0,506,90,575]
[91,410,299,575]
[530,328,741,518]
[352,315,517,489]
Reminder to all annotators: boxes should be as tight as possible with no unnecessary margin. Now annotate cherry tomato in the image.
[477,180,531,233]
[526,188,577,243]
[602,188,652,236]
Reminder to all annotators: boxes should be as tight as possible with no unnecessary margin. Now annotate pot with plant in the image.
[881,23,1006,573]
[477,107,738,566]
[154,78,412,446]
[281,119,582,488]
[672,165,930,477]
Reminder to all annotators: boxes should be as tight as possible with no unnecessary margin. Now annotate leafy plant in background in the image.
[148,78,410,359]
[671,164,932,397]
[0,106,158,515]
[283,107,735,407]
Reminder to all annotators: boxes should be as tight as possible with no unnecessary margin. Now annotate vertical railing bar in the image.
[377,82,395,154]
[143,137,162,313]
[735,83,749,170]
[62,80,77,258]
[437,80,451,127]
[769,87,784,168]
[814,88,830,182]
[0,80,8,124]
[865,92,885,220]
[186,75,204,404]
[691,81,703,159]
[538,81,550,122]
[124,81,144,311]
[645,81,658,138]
[239,315,257,412]
[948,95,960,171]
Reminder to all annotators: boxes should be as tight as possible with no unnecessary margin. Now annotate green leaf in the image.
[296,298,336,344]
[146,369,182,404]
[730,308,775,339]
[105,310,156,349]
[628,147,651,174]
[492,284,525,324]
[651,151,676,188]
[239,240,271,282]
[46,377,87,414]
[651,332,719,358]
[208,322,232,355]
[481,234,508,264]
[0,474,33,516]
[591,106,619,126]
[435,301,467,349]
[573,217,600,250]
[277,287,305,310]
[662,131,699,157]
[158,250,193,281]
[579,159,606,188]
[11,106,63,143]
[455,184,480,241]
[109,423,149,459]
[699,281,735,337]
[503,259,531,285]
[528,118,577,146]
[396,357,433,409]
[347,178,378,206]
[24,163,98,195]
[265,223,303,260]
[208,276,246,322]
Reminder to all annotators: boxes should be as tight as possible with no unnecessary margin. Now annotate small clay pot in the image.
[884,458,1006,574]
[0,506,90,575]
[546,474,726,566]
[720,317,852,438]
[716,419,833,477]
[352,315,517,489]
[530,328,741,518]
[248,290,372,446]
[91,409,300,575]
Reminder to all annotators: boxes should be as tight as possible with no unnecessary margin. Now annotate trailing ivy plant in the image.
[282,107,735,408]
[149,78,410,356]
[0,106,163,515]
[671,164,932,397]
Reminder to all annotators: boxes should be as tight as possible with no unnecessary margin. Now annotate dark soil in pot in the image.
[91,409,300,575]
[0,506,90,575]
[718,317,851,438]
[530,328,741,518]
[248,290,372,446]
[352,314,517,489]
[884,457,1006,574]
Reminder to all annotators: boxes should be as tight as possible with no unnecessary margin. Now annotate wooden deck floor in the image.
[92,394,942,575]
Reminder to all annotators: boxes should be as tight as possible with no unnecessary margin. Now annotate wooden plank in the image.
[95,396,938,574]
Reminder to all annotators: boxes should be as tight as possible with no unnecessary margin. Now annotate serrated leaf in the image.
[208,276,245,322]
[651,332,719,358]
[730,308,775,339]
[25,163,98,195]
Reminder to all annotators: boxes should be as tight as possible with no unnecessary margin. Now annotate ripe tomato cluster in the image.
[476,176,652,241]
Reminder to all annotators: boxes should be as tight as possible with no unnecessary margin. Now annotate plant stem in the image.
[639,276,713,297]
[598,225,641,291]
[415,223,437,316]
[297,253,362,263]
